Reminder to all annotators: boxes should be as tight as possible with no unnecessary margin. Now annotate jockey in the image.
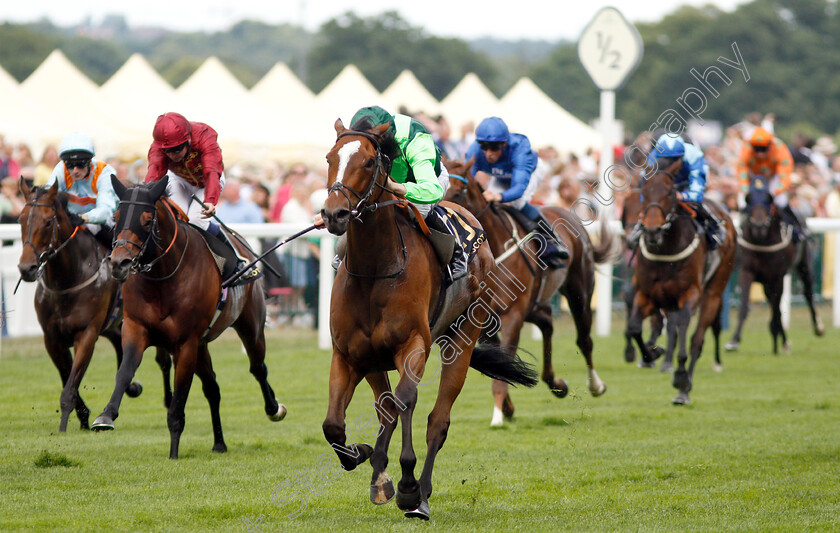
[465,117,569,268]
[46,132,119,248]
[737,127,806,241]
[329,105,468,282]
[629,133,725,250]
[144,112,256,284]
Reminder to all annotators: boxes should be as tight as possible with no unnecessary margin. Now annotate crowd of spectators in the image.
[1,111,837,328]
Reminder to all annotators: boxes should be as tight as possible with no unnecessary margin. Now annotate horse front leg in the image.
[104,331,144,399]
[44,335,90,431]
[796,243,825,337]
[725,267,754,351]
[765,281,785,355]
[154,348,173,408]
[669,305,694,404]
[92,320,149,431]
[660,314,677,373]
[626,292,659,364]
[365,372,398,505]
[322,351,369,472]
[59,327,100,432]
[194,343,226,453]
[168,339,199,459]
[562,282,605,397]
[393,336,428,517]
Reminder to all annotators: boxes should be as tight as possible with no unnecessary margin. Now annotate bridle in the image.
[21,199,84,279]
[640,171,681,235]
[111,190,187,280]
[327,130,395,220]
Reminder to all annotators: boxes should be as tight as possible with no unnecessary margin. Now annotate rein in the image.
[112,196,187,280]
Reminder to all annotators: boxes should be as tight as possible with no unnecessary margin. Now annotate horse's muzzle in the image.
[110,257,132,282]
[321,208,350,236]
[18,263,38,282]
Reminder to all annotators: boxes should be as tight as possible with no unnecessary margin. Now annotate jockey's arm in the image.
[84,171,120,225]
[402,135,444,204]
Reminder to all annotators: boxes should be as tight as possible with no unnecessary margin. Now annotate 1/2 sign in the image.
[577,7,644,91]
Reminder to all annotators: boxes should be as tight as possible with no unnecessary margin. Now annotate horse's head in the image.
[109,175,169,281]
[743,176,774,239]
[442,156,483,212]
[321,119,393,235]
[17,181,83,281]
[639,158,681,247]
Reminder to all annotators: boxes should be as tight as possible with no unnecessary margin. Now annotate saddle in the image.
[415,205,486,268]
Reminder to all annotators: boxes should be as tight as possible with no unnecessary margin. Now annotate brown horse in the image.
[443,158,613,425]
[16,181,171,432]
[726,176,824,353]
[626,160,736,404]
[91,176,287,459]
[320,121,537,520]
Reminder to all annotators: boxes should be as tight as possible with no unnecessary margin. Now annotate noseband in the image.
[327,130,393,220]
[22,200,83,277]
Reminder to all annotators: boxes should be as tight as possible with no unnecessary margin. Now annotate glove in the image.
[68,212,86,227]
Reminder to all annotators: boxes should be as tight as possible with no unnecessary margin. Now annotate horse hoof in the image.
[783,340,791,355]
[588,380,607,397]
[403,498,430,520]
[126,381,143,398]
[268,404,287,422]
[91,415,115,431]
[659,361,674,373]
[724,341,739,351]
[396,485,422,512]
[815,319,825,337]
[672,391,690,405]
[712,362,723,373]
[502,395,515,419]
[649,345,666,359]
[637,359,656,369]
[550,379,568,398]
[624,346,636,363]
[370,472,395,505]
[212,442,228,453]
[672,370,690,391]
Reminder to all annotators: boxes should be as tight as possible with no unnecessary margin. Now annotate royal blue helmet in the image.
[651,134,686,158]
[475,117,510,143]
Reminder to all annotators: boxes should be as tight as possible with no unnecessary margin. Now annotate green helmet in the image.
[350,106,395,136]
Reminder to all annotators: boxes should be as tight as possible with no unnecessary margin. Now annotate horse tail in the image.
[593,216,621,265]
[469,344,538,387]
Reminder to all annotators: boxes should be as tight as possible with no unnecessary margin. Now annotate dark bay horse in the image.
[17,181,171,432]
[726,176,824,353]
[91,176,287,459]
[443,158,613,426]
[320,121,537,520]
[626,160,736,404]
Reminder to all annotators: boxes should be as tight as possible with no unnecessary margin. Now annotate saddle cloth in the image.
[434,205,487,263]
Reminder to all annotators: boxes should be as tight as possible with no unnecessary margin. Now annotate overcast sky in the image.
[3,0,752,41]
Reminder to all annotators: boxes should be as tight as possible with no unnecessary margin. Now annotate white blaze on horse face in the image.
[336,141,361,185]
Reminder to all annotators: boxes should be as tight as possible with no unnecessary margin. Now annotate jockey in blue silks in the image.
[465,117,569,268]
[628,133,725,250]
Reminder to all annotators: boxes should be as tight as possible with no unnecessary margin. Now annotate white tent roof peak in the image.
[177,56,248,97]
[22,49,100,93]
[251,62,315,103]
[101,54,173,97]
[382,70,440,116]
[317,64,385,124]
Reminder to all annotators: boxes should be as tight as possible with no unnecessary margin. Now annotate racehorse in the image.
[626,159,736,404]
[320,120,537,520]
[726,176,824,353]
[91,176,287,459]
[17,181,171,432]
[620,189,666,367]
[443,158,613,425]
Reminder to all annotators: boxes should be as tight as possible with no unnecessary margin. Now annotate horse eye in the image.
[365,158,375,169]
[44,219,53,227]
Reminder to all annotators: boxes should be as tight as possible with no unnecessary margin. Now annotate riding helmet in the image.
[59,132,95,161]
[651,133,686,158]
[350,106,395,136]
[475,117,510,143]
[153,112,191,149]
[749,127,773,147]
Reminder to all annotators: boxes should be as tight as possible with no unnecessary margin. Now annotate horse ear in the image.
[465,156,476,173]
[19,178,31,199]
[335,119,346,137]
[150,176,168,201]
[45,181,59,203]
[111,174,127,199]
[372,123,390,137]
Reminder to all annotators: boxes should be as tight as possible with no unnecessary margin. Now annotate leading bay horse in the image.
[626,160,736,404]
[320,120,537,520]
[725,176,824,353]
[91,176,287,459]
[443,158,613,426]
[17,181,171,432]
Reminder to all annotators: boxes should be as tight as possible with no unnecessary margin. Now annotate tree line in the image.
[1,0,838,140]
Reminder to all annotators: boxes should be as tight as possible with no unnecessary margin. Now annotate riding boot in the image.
[780,204,809,242]
[519,212,569,269]
[425,209,468,283]
[213,227,259,284]
[697,203,725,250]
